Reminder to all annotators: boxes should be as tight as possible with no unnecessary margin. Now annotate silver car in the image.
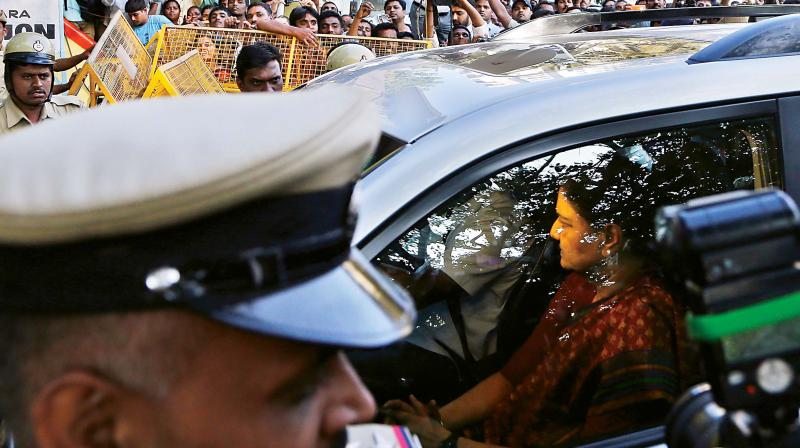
[308,12,800,448]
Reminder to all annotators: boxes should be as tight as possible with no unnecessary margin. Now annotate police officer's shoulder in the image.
[50,94,85,108]
[0,93,8,112]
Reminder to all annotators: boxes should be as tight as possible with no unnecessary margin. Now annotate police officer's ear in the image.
[29,371,129,448]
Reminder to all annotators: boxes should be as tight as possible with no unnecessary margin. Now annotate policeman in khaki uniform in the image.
[0,89,415,448]
[0,33,83,135]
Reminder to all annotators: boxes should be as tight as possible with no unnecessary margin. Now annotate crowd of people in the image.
[3,0,794,134]
[63,0,800,55]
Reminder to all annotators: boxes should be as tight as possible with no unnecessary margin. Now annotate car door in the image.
[778,95,800,203]
[351,98,793,447]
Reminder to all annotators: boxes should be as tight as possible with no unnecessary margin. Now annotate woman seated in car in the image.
[384,155,688,447]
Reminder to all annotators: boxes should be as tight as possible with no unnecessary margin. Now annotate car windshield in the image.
[724,18,800,58]
[428,38,710,76]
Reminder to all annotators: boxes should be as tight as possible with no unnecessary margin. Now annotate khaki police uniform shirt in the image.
[0,95,84,135]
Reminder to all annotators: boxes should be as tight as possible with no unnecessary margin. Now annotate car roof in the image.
[351,52,800,242]
[307,24,745,143]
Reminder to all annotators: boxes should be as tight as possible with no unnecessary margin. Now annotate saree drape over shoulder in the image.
[483,274,685,447]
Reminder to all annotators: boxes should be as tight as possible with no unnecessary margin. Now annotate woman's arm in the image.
[383,372,512,434]
[384,389,512,448]
[440,372,512,431]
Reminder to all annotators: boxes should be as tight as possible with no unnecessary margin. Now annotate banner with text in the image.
[1,2,65,57]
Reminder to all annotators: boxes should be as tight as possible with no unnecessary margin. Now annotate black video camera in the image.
[656,189,800,447]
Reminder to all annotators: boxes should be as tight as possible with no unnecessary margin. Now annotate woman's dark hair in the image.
[559,161,658,262]
[397,31,415,39]
[559,142,729,259]
[289,6,320,26]
[236,42,282,80]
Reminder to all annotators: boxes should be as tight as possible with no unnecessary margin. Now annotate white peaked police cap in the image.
[0,88,416,348]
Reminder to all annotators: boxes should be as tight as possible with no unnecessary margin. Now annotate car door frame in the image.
[362,97,792,260]
[778,96,800,203]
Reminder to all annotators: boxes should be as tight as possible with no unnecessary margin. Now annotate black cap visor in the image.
[197,249,416,348]
[0,187,416,348]
[4,52,55,65]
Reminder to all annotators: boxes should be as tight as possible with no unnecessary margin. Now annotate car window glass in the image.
[353,116,781,445]
[725,19,800,59]
[430,39,710,77]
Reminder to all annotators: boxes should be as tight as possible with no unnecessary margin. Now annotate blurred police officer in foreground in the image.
[0,33,83,135]
[0,89,415,447]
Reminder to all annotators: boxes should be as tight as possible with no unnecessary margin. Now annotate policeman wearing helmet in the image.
[0,32,82,135]
[325,42,376,72]
[0,89,415,447]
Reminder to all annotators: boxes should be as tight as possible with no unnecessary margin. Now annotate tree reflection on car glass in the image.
[351,116,781,447]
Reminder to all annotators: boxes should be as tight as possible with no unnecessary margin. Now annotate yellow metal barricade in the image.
[153,26,431,91]
[143,50,225,98]
[153,26,293,92]
[68,12,153,106]
[145,29,164,62]
[289,34,430,89]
